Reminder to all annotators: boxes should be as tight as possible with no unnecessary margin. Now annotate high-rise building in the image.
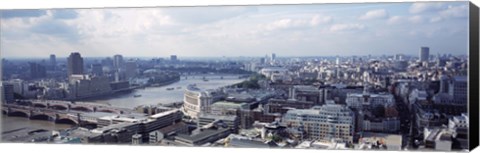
[336,56,340,65]
[420,47,430,62]
[2,83,14,103]
[259,57,266,65]
[113,54,124,71]
[29,62,47,79]
[49,54,56,71]
[67,52,84,76]
[91,63,103,76]
[170,55,178,61]
[101,57,114,68]
[270,53,276,62]
[449,76,467,104]
[283,103,355,143]
[125,60,137,79]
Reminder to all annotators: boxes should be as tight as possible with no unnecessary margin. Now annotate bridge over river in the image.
[2,100,136,125]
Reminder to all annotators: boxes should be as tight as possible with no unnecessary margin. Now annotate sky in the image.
[0,2,470,58]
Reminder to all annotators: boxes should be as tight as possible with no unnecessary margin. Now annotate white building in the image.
[259,67,288,79]
[182,85,213,119]
[283,104,355,143]
[346,92,394,109]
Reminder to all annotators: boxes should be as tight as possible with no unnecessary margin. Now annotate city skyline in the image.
[0,2,469,58]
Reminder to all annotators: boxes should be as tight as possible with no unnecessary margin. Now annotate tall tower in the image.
[270,53,276,62]
[419,47,429,62]
[113,54,124,71]
[49,54,56,71]
[125,60,138,79]
[29,62,47,79]
[67,52,84,76]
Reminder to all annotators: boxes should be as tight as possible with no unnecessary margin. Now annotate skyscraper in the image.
[91,63,103,76]
[2,83,14,104]
[420,47,430,62]
[29,62,47,79]
[125,60,137,79]
[170,55,178,61]
[113,54,124,71]
[49,54,56,71]
[270,53,276,62]
[67,52,84,76]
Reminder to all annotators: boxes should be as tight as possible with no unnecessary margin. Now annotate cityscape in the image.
[0,1,471,152]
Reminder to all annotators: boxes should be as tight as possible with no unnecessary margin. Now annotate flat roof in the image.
[92,122,138,133]
[199,114,238,121]
[149,109,180,119]
[362,132,402,146]
[211,101,248,108]
[229,138,271,148]
[176,128,230,143]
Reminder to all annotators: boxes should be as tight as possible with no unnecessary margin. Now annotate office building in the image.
[265,99,315,114]
[2,83,14,104]
[449,76,467,104]
[29,62,47,79]
[419,47,430,62]
[68,75,112,99]
[91,63,103,76]
[174,128,231,146]
[283,104,355,143]
[345,92,394,110]
[125,60,138,79]
[170,55,178,61]
[289,85,323,105]
[182,85,213,119]
[113,54,124,71]
[198,114,240,132]
[67,52,84,76]
[49,54,56,70]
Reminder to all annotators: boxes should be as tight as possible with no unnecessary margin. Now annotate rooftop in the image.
[149,109,180,119]
[175,128,231,143]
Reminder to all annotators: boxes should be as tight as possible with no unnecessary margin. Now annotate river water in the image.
[1,74,245,132]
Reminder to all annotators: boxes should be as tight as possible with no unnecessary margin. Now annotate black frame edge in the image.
[469,1,480,151]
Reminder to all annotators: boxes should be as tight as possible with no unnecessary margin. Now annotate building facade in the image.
[283,104,355,143]
[67,52,84,76]
[182,85,213,119]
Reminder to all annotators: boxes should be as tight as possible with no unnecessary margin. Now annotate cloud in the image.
[310,15,333,26]
[51,9,78,20]
[409,2,446,14]
[29,20,80,42]
[429,16,443,23]
[161,6,257,24]
[329,23,365,32]
[1,10,47,19]
[428,4,468,23]
[408,15,424,24]
[265,14,332,31]
[439,4,468,19]
[359,9,388,20]
[0,3,469,58]
[387,16,404,25]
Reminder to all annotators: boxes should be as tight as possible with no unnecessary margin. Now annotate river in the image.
[1,74,246,132]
